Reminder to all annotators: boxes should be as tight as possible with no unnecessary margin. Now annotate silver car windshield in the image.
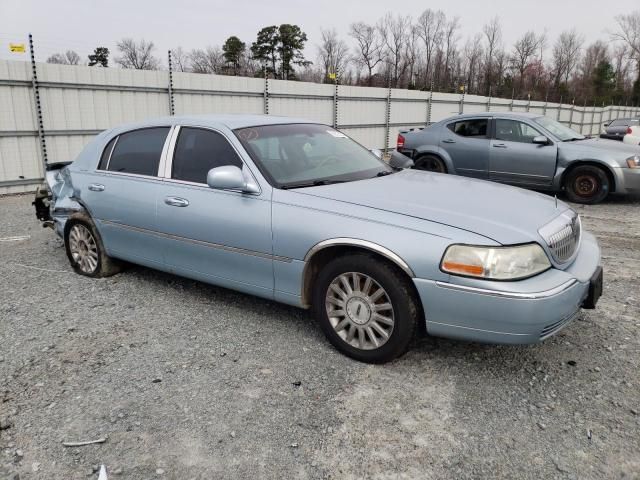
[533,116,585,142]
[235,124,391,188]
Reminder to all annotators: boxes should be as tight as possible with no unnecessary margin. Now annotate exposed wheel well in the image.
[301,245,424,326]
[561,161,616,193]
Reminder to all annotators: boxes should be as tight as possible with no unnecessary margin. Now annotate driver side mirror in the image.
[207,166,260,194]
[603,121,611,127]
[532,135,550,145]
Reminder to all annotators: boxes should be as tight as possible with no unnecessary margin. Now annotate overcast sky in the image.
[0,0,629,64]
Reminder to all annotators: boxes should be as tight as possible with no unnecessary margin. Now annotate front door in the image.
[439,118,491,179]
[155,126,274,299]
[489,118,558,186]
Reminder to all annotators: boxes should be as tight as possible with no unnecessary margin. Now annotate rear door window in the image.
[446,119,488,138]
[106,127,170,176]
[171,127,243,184]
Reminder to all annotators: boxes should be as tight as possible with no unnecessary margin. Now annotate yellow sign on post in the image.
[328,72,336,80]
[10,43,26,53]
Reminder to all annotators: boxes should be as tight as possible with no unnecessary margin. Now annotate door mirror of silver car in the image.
[532,135,550,145]
[206,166,260,194]
[603,121,611,127]
[388,150,415,170]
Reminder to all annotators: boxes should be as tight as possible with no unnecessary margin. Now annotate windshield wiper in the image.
[563,137,585,142]
[281,179,348,190]
[375,170,394,177]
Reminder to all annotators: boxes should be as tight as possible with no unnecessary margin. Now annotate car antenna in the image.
[554,194,558,208]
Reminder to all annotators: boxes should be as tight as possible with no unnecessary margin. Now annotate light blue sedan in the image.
[35,115,603,363]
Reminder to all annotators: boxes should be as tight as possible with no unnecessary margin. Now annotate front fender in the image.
[553,157,622,191]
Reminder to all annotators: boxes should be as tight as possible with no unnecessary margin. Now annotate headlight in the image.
[626,155,640,168]
[441,243,551,280]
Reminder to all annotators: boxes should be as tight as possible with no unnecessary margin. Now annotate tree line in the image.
[46,10,640,105]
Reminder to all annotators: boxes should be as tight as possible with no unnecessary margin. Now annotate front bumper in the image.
[413,232,601,344]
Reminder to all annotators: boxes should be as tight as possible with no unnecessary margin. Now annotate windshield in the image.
[533,116,585,141]
[234,124,391,188]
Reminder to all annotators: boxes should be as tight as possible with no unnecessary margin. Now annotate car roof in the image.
[443,112,543,121]
[107,114,319,134]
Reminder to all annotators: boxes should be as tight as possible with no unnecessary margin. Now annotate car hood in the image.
[296,170,568,245]
[559,137,640,159]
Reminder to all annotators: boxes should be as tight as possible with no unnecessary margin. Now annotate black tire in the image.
[414,154,447,173]
[64,213,122,277]
[564,165,610,204]
[312,253,420,364]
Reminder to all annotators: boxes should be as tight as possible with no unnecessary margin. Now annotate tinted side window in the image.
[97,137,117,170]
[495,119,542,143]
[107,127,170,176]
[172,128,243,183]
[446,119,488,138]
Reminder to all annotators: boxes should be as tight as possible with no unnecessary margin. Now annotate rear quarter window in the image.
[446,119,488,138]
[105,127,170,176]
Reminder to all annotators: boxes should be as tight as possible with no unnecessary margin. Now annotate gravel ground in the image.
[0,192,639,480]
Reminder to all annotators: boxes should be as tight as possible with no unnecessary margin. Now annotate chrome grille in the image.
[539,211,581,264]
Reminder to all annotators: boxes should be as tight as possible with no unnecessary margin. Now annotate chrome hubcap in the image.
[68,224,98,273]
[325,272,395,350]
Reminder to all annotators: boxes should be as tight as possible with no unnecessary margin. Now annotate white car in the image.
[624,125,640,146]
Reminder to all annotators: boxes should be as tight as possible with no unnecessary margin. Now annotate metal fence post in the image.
[526,93,531,112]
[426,77,434,125]
[486,86,492,112]
[167,50,175,115]
[543,92,548,116]
[263,66,269,114]
[581,99,587,134]
[509,88,514,111]
[557,96,563,121]
[568,99,575,129]
[384,84,392,153]
[333,74,339,129]
[28,33,48,176]
[458,85,465,114]
[589,102,595,136]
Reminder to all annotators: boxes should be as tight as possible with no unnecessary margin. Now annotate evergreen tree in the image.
[88,47,109,67]
[222,36,246,75]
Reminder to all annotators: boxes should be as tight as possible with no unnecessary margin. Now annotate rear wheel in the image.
[414,154,447,173]
[64,214,122,277]
[312,254,419,363]
[564,165,610,204]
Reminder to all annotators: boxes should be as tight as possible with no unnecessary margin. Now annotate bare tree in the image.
[482,16,502,95]
[552,30,584,87]
[170,47,190,72]
[115,39,160,70]
[189,47,224,74]
[317,28,350,82]
[441,17,460,90]
[46,50,81,65]
[404,25,421,88]
[463,34,484,93]
[416,9,446,86]
[378,13,411,87]
[611,44,631,91]
[611,11,640,85]
[511,31,544,93]
[349,21,385,86]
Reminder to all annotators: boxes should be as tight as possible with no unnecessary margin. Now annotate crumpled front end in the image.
[33,162,84,238]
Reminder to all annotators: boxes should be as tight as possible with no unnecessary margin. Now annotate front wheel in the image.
[564,165,610,204]
[312,254,419,363]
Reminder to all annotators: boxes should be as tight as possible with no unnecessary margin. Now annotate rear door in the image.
[439,118,490,179]
[489,118,557,186]
[82,127,171,266]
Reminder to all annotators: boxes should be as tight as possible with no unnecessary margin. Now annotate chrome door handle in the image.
[442,139,456,144]
[88,183,105,192]
[493,143,507,148]
[165,196,189,207]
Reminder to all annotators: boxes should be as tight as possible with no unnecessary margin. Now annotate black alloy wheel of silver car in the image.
[312,253,419,363]
[64,213,122,277]
[563,165,610,205]
[414,154,447,174]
